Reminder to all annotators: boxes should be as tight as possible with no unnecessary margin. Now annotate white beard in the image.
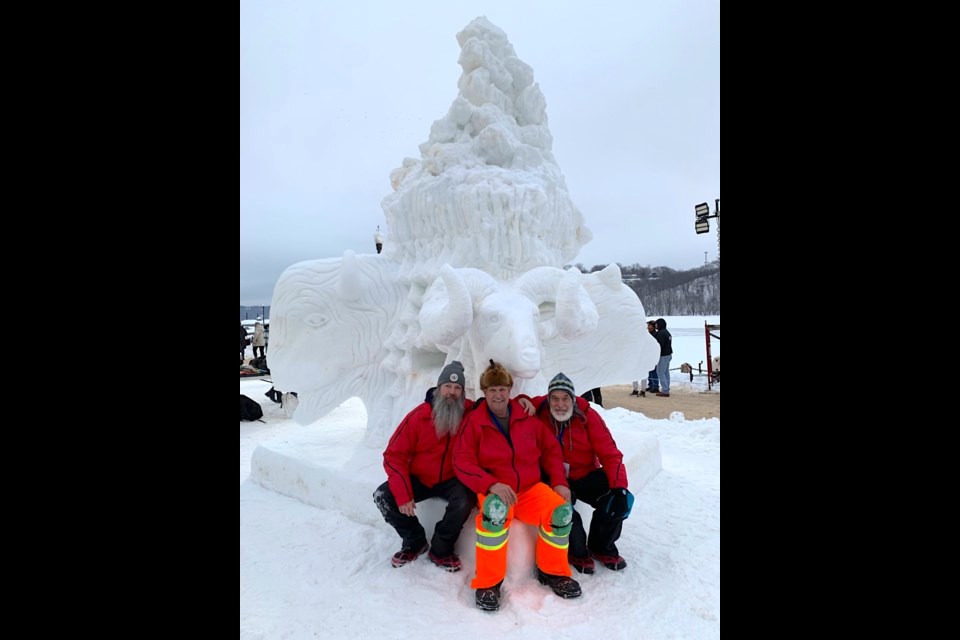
[551,408,573,422]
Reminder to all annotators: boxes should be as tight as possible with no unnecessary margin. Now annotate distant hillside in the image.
[630,271,720,316]
[240,305,270,322]
[572,262,720,316]
[241,262,719,321]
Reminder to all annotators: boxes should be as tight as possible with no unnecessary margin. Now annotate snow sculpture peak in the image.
[381,16,592,281]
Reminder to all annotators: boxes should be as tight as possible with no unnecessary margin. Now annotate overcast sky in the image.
[240,0,720,305]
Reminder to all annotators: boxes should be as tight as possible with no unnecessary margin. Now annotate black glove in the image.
[596,488,634,520]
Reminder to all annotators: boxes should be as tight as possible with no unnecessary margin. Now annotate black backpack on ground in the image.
[240,394,264,421]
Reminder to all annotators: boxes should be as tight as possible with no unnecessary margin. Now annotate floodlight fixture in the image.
[693,199,719,263]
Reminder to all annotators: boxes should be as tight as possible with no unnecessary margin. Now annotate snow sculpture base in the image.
[249,403,662,577]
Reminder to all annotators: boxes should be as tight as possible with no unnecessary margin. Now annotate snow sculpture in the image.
[381,17,591,282]
[269,17,660,446]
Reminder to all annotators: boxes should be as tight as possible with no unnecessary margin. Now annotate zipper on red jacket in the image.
[487,406,521,491]
[437,434,451,485]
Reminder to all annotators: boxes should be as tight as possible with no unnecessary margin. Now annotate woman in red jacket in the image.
[454,360,581,611]
[529,372,635,574]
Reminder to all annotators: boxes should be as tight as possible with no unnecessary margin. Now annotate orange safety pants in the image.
[471,482,571,589]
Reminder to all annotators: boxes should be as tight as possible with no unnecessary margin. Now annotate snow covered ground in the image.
[240,369,719,639]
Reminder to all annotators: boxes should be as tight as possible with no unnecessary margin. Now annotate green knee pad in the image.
[551,503,573,536]
[482,494,508,533]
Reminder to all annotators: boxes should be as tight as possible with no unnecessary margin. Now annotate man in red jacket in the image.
[530,372,635,574]
[454,360,581,611]
[373,361,475,572]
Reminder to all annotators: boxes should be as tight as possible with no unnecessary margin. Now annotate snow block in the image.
[249,414,661,577]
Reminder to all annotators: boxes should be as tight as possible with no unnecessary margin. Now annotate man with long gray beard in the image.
[373,361,476,572]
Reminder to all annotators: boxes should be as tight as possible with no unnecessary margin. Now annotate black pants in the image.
[373,476,474,557]
[568,468,622,557]
[581,388,603,407]
[253,345,265,358]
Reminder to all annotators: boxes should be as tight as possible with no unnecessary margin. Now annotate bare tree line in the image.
[571,262,720,316]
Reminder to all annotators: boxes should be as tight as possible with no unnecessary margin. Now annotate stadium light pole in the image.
[694,199,720,266]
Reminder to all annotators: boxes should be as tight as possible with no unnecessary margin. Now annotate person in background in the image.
[654,318,673,397]
[373,361,476,572]
[251,320,266,359]
[529,373,634,574]
[454,360,581,611]
[240,324,248,365]
[581,387,603,407]
[632,320,660,395]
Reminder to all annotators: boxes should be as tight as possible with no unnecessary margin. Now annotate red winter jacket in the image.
[530,395,628,489]
[453,398,568,496]
[383,390,475,505]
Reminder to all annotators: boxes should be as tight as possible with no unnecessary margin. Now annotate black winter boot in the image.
[537,569,581,598]
[475,581,503,611]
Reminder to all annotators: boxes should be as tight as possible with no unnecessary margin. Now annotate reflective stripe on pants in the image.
[471,482,571,588]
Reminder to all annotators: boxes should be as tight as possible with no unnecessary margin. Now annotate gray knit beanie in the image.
[437,360,466,389]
